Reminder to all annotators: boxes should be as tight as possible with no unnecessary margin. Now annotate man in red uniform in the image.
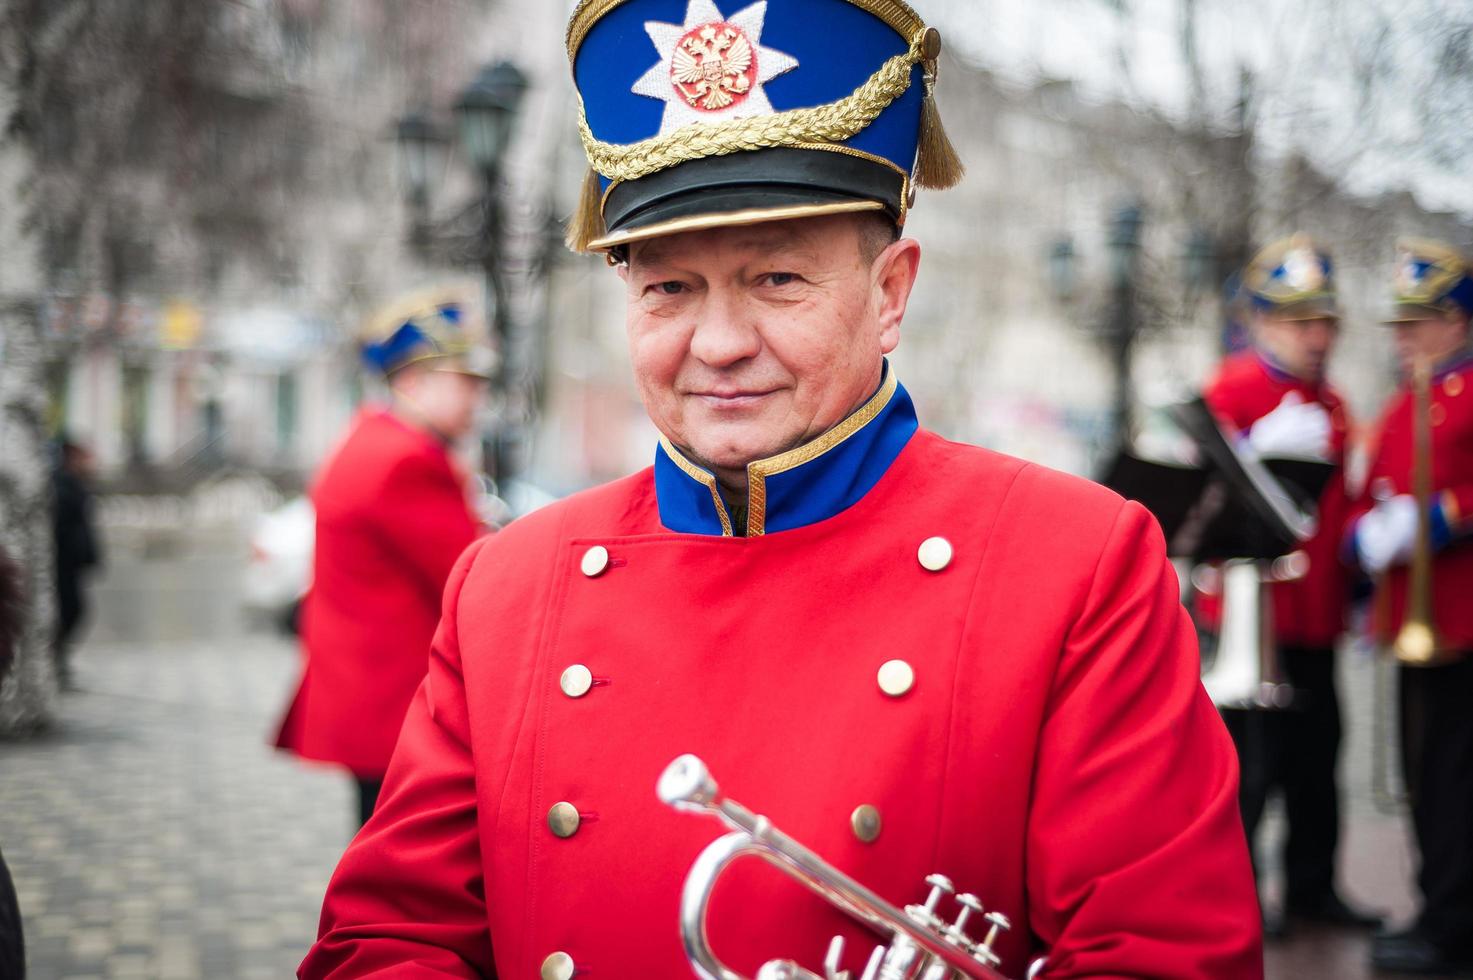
[300,2,1261,976]
[1202,235,1378,936]
[276,289,487,827]
[1348,240,1473,974]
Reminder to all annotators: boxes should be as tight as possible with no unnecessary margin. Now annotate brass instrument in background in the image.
[658,754,1048,980]
[1390,358,1457,667]
[1370,359,1463,811]
[1195,553,1308,709]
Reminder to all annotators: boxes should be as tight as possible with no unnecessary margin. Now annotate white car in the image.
[242,495,315,634]
[242,480,557,634]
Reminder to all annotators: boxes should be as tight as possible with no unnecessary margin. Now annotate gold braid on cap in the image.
[567,26,963,251]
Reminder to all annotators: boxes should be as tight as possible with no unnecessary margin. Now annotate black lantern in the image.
[454,61,529,178]
[1106,203,1144,289]
[393,108,446,211]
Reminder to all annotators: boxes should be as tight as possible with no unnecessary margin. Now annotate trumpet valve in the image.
[949,893,984,942]
[970,910,1011,967]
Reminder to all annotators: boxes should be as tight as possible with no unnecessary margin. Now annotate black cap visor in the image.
[592,146,906,252]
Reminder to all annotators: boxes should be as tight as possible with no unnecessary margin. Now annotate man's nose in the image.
[688,290,761,367]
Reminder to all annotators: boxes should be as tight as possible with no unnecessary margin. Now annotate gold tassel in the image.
[565,167,607,252]
[914,67,964,190]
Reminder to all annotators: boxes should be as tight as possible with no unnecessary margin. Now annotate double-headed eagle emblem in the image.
[672,25,754,111]
[631,0,799,137]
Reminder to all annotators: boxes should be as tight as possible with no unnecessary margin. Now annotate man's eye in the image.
[653,281,686,295]
[763,272,797,286]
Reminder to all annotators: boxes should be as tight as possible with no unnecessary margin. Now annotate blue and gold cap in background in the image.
[565,0,962,253]
[1383,238,1473,324]
[1242,233,1340,321]
[360,287,494,379]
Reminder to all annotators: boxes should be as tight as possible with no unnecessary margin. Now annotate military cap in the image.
[1242,234,1339,321]
[360,287,494,379]
[564,0,963,253]
[1383,238,1473,323]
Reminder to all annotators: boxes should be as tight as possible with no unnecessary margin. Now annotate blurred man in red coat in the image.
[1347,240,1473,974]
[1202,235,1378,936]
[299,2,1260,977]
[276,289,488,827]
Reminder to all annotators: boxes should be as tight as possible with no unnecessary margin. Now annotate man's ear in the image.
[873,237,921,354]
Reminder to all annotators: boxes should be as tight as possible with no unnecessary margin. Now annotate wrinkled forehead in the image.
[626,214,857,270]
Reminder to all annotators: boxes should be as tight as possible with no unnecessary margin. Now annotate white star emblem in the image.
[631,0,799,137]
[1283,246,1324,292]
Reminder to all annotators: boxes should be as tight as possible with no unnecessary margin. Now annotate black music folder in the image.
[1099,398,1334,561]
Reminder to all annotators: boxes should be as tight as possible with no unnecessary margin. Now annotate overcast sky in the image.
[919,0,1473,217]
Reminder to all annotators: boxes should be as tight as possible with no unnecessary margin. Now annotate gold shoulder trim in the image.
[744,368,898,536]
[567,0,925,63]
[659,438,734,536]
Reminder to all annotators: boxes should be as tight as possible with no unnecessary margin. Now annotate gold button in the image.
[917,536,953,572]
[580,545,609,577]
[1446,373,1464,397]
[560,664,593,698]
[851,804,882,843]
[541,951,575,980]
[877,659,915,697]
[547,802,581,838]
[1431,402,1448,427]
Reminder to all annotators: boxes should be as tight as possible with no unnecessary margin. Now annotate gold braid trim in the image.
[578,32,925,185]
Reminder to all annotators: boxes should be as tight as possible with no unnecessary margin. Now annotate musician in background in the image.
[1348,239,1473,975]
[274,290,489,829]
[299,2,1261,976]
[1202,235,1379,935]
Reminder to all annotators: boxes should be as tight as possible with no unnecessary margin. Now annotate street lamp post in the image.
[395,60,529,486]
[454,61,528,486]
[1105,203,1143,452]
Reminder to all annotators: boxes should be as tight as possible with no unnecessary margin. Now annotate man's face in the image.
[1391,312,1470,376]
[620,214,919,487]
[1254,313,1338,381]
[395,366,488,443]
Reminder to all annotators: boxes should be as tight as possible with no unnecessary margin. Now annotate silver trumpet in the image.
[658,754,1047,980]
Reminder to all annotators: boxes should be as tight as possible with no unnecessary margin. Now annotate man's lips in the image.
[689,389,779,408]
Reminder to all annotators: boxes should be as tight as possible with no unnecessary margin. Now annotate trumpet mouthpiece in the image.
[658,754,719,810]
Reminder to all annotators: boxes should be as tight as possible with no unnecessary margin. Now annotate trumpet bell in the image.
[1392,620,1453,667]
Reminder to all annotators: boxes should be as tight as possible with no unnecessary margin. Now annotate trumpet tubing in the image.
[658,755,1045,980]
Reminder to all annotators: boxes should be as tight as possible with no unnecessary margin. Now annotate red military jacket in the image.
[1203,351,1353,647]
[1353,353,1473,649]
[301,377,1260,979]
[275,407,482,779]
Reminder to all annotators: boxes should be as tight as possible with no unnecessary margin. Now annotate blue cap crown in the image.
[360,288,492,378]
[565,0,960,252]
[1386,238,1473,322]
[1243,233,1339,320]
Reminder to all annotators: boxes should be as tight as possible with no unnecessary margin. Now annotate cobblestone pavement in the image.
[0,526,1459,979]
[0,531,353,980]
[0,636,350,980]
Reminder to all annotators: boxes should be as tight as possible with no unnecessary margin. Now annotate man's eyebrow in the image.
[631,227,824,272]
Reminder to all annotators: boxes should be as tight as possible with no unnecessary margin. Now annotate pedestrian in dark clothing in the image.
[0,545,29,977]
[52,439,100,690]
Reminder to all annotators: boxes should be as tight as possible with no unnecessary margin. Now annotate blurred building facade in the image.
[33,0,495,485]
[26,0,1473,491]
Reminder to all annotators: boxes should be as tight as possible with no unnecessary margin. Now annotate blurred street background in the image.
[2,0,1472,977]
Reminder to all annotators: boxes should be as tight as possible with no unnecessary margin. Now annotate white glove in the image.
[1356,494,1418,575]
[1246,392,1331,460]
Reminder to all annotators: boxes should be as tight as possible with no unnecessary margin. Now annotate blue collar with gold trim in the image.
[653,368,918,537]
